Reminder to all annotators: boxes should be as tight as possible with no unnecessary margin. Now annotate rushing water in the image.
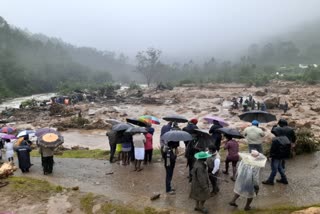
[0,93,56,112]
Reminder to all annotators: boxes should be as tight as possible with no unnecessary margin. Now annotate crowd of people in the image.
[106,115,296,213]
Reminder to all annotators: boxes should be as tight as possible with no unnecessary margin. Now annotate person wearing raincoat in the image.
[209,120,223,151]
[190,151,211,214]
[229,150,266,211]
[15,139,32,173]
[4,139,14,162]
[39,146,55,175]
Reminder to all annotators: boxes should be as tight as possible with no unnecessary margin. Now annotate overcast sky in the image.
[1,0,320,61]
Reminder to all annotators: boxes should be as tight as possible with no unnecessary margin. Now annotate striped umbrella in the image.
[138,115,160,125]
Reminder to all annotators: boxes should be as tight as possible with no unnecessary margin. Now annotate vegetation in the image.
[30,149,109,159]
[295,128,320,155]
[235,204,320,214]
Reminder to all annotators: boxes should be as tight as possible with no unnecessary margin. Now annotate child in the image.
[206,145,221,195]
[223,134,239,181]
[4,139,14,162]
[144,129,153,164]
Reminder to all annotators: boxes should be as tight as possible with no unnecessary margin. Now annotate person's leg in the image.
[137,160,143,171]
[134,159,138,170]
[149,149,153,163]
[263,158,278,184]
[195,201,200,210]
[229,193,240,206]
[165,166,171,192]
[231,161,237,181]
[109,143,116,163]
[244,198,253,210]
[212,173,219,193]
[256,144,263,153]
[48,156,54,173]
[223,158,229,174]
[248,144,254,152]
[144,150,148,165]
[199,200,208,213]
[277,160,288,184]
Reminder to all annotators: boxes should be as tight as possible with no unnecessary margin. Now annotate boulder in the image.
[279,88,290,95]
[255,90,267,96]
[292,207,320,214]
[310,106,320,113]
[264,96,279,109]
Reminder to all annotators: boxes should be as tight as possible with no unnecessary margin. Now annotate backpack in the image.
[277,136,291,159]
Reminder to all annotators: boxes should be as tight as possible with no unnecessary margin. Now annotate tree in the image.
[135,48,162,87]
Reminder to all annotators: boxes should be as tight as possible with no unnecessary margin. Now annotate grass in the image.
[30,149,109,159]
[234,204,320,214]
[5,176,63,200]
[80,193,95,214]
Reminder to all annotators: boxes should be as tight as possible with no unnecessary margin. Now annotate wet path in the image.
[15,152,320,213]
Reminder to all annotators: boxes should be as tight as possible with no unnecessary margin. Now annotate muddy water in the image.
[18,152,320,213]
[61,129,108,149]
[0,93,56,112]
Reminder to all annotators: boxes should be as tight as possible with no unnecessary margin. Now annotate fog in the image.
[1,0,320,61]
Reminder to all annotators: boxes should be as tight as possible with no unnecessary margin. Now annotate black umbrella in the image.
[163,115,188,123]
[239,110,276,123]
[105,119,122,126]
[162,130,193,142]
[125,127,147,134]
[112,123,132,132]
[126,118,148,127]
[217,128,244,139]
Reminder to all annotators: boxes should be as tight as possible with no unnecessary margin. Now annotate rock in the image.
[264,96,279,109]
[292,207,320,214]
[92,204,102,214]
[71,186,79,191]
[67,208,73,213]
[295,121,312,129]
[150,193,161,201]
[279,88,290,95]
[310,106,320,112]
[255,90,267,96]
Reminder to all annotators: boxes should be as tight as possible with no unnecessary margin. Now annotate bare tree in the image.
[135,48,162,87]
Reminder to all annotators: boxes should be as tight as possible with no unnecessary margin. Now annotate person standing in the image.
[39,146,55,175]
[262,127,290,185]
[206,145,220,195]
[106,130,118,163]
[229,150,266,211]
[121,134,132,166]
[209,120,223,151]
[160,122,172,157]
[144,130,153,164]
[223,135,240,181]
[163,143,177,194]
[133,133,146,171]
[190,151,212,214]
[243,120,265,153]
[15,140,32,173]
[4,139,14,162]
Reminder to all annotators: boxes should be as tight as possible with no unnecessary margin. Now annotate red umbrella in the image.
[0,126,16,134]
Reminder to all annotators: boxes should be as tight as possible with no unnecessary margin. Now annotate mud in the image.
[13,151,320,213]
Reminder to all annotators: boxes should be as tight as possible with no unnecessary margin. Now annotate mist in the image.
[1,0,320,62]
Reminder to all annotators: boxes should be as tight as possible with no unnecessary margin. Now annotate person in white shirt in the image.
[206,144,221,195]
[4,139,14,162]
[243,120,265,153]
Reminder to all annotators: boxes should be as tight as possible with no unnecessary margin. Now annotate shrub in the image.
[295,129,320,155]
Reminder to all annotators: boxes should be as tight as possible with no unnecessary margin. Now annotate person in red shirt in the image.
[144,129,154,164]
[223,135,240,181]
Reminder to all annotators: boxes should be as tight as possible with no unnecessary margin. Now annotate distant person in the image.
[106,130,118,163]
[4,139,14,162]
[190,151,212,214]
[144,129,154,165]
[261,103,267,111]
[209,120,223,151]
[243,120,265,153]
[229,150,265,211]
[223,135,240,181]
[239,97,243,106]
[206,145,220,195]
[182,119,199,148]
[262,127,290,185]
[257,102,261,110]
[283,101,289,113]
[251,99,256,110]
[0,138,3,160]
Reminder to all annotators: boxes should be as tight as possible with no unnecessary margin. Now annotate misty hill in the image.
[0,16,134,98]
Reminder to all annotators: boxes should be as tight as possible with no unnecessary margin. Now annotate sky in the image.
[1,0,320,61]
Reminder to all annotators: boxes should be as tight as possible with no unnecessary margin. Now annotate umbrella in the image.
[0,134,17,140]
[17,130,35,138]
[162,130,193,142]
[125,127,147,134]
[112,123,132,132]
[194,129,210,136]
[105,119,122,126]
[203,116,229,127]
[0,126,16,134]
[35,128,59,137]
[138,115,160,125]
[38,133,64,148]
[163,115,188,123]
[217,128,244,139]
[126,118,148,127]
[239,110,276,123]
